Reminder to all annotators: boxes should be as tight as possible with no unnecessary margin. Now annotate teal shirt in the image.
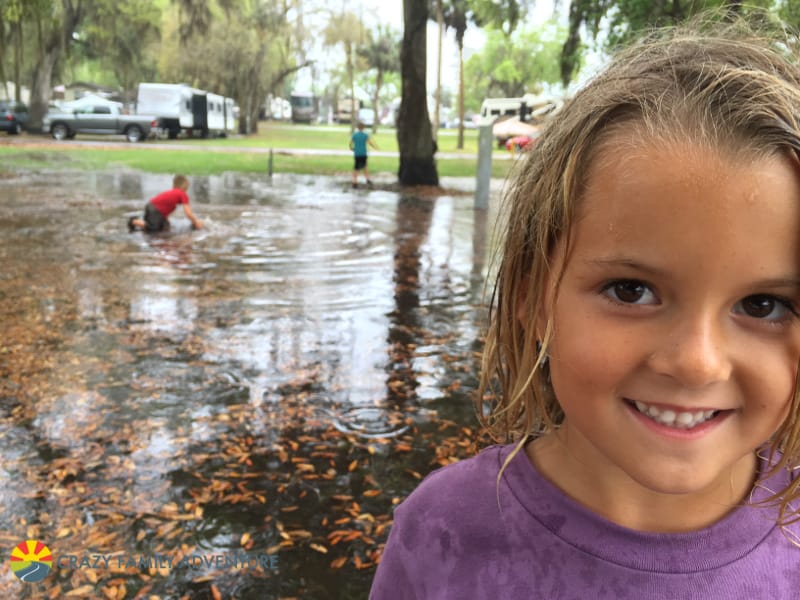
[351,130,369,157]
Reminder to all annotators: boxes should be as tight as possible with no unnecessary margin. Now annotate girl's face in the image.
[538,138,800,513]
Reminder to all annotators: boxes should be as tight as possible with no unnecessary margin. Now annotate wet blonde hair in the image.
[477,13,800,524]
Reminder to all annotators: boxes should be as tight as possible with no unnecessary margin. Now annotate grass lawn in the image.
[196,122,483,155]
[0,121,517,180]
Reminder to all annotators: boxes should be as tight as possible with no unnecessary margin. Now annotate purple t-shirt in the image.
[370,444,800,599]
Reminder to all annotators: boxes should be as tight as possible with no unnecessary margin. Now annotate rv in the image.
[289,92,317,123]
[223,97,238,134]
[206,93,237,136]
[206,92,225,135]
[136,83,196,138]
[335,95,363,124]
[136,83,237,138]
[480,94,562,123]
[480,97,524,119]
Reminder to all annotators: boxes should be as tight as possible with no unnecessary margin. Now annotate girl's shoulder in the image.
[394,444,513,518]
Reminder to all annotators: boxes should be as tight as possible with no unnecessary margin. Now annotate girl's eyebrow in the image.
[583,257,667,277]
[751,278,800,292]
[585,257,800,290]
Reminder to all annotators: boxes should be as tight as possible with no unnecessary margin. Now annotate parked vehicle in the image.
[136,83,237,138]
[224,98,238,133]
[357,107,375,127]
[43,102,161,142]
[136,83,197,139]
[290,92,317,123]
[480,94,563,124]
[0,100,29,135]
[335,96,363,124]
[206,92,222,135]
[443,115,478,129]
[480,97,525,120]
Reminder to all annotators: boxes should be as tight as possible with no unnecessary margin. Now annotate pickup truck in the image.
[43,103,162,142]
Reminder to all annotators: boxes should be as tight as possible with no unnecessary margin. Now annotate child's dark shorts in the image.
[354,156,367,170]
[144,202,169,232]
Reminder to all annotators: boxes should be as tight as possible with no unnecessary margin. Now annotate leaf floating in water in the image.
[309,543,328,554]
[404,468,422,480]
[66,586,96,597]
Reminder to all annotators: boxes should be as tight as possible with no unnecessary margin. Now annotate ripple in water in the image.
[332,406,410,439]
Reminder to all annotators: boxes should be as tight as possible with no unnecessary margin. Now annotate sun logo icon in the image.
[10,540,53,582]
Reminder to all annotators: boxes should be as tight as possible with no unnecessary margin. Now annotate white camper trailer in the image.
[136,83,209,138]
[136,82,238,138]
[206,92,225,136]
[223,97,238,134]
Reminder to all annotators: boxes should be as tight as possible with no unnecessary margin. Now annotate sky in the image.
[294,0,562,99]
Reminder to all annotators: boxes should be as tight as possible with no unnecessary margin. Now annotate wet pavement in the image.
[0,169,498,598]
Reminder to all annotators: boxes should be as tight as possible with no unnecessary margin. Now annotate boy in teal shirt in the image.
[350,122,378,188]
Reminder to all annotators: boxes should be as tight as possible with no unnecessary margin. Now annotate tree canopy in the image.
[464,24,563,109]
[560,0,788,86]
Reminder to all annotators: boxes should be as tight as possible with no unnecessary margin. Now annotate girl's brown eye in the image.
[602,279,657,305]
[740,295,775,319]
[733,294,796,323]
[613,281,646,303]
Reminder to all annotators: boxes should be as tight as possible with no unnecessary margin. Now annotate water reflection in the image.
[0,170,497,598]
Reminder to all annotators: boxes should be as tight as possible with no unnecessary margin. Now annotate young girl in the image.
[370,15,800,599]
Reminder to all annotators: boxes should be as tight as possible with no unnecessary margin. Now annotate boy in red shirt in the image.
[128,174,203,232]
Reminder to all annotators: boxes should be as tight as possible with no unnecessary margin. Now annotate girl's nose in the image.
[647,314,733,388]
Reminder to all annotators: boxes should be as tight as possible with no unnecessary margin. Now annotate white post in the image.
[475,116,495,210]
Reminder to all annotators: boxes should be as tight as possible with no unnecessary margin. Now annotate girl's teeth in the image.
[659,410,676,425]
[632,401,718,429]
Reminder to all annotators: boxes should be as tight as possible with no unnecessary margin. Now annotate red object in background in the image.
[505,135,537,152]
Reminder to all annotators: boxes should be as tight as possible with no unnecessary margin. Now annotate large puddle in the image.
[0,169,499,598]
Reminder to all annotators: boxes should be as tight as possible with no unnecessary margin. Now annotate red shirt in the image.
[149,188,189,217]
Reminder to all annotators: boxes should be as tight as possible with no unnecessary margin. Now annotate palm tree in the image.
[358,25,400,134]
[432,0,444,137]
[443,0,469,149]
[324,11,366,132]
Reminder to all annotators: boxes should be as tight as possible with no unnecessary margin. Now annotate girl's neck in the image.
[526,428,758,533]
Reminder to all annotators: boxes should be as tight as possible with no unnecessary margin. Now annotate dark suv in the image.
[0,101,28,134]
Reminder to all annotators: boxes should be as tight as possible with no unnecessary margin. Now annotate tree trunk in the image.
[28,48,59,133]
[397,0,438,186]
[28,0,84,132]
[457,41,464,150]
[560,0,585,88]
[348,42,356,132]
[433,0,443,138]
[0,14,8,101]
[372,70,382,135]
[14,22,22,102]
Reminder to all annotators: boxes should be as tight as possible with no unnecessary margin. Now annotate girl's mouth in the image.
[628,400,723,430]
